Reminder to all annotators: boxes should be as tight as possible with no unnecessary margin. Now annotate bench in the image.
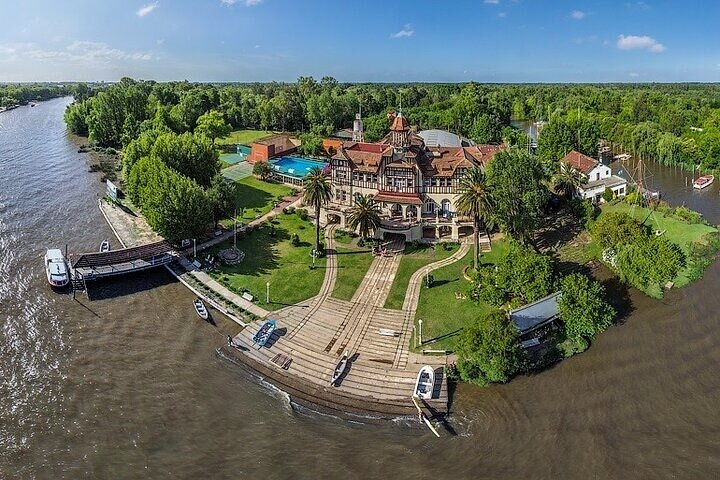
[241,292,254,302]
[521,338,541,348]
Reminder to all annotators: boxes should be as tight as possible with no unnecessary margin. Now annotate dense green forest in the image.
[0,83,72,107]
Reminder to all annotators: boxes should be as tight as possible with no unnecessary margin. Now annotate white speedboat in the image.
[44,249,69,288]
[413,365,435,400]
[693,174,714,190]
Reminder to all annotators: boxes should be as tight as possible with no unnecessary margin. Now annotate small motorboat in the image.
[693,174,714,190]
[252,319,276,347]
[330,352,349,386]
[414,365,435,400]
[193,298,209,320]
[99,240,110,252]
[44,248,69,288]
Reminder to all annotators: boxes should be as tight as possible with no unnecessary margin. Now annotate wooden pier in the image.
[70,240,175,283]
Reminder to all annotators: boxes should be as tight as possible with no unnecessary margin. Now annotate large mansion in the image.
[323,113,503,241]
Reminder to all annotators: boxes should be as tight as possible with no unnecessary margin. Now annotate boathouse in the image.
[509,292,561,348]
[247,134,300,164]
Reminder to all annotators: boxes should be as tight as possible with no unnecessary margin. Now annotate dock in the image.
[70,240,175,286]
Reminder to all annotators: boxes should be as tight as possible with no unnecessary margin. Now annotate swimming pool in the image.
[270,156,328,178]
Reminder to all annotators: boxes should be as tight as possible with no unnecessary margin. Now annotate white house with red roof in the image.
[561,150,627,203]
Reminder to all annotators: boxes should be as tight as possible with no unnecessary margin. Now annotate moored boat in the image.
[193,298,209,320]
[252,319,276,347]
[44,248,69,288]
[99,240,110,252]
[413,365,435,400]
[693,174,714,190]
[330,352,349,386]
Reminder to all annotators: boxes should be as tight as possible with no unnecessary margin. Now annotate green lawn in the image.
[217,129,272,146]
[384,242,461,310]
[333,229,356,245]
[219,176,294,227]
[599,203,718,291]
[209,213,327,311]
[413,239,510,352]
[331,246,375,301]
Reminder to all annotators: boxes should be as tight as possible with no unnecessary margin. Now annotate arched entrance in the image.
[440,199,451,217]
[406,205,418,220]
[390,203,402,218]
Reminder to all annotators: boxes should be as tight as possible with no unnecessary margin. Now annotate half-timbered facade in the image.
[323,113,503,241]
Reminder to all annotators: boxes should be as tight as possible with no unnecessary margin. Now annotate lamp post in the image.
[266,282,270,304]
[233,209,237,251]
[418,319,423,347]
[425,268,429,288]
[193,239,197,259]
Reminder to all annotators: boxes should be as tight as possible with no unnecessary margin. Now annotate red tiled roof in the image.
[561,150,598,175]
[373,191,423,205]
[390,113,410,132]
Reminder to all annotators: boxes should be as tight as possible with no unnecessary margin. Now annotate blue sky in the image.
[0,0,718,82]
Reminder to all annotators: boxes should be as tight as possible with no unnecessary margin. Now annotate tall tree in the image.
[195,109,231,144]
[303,166,332,254]
[347,194,381,241]
[558,273,615,342]
[486,148,549,244]
[455,167,494,270]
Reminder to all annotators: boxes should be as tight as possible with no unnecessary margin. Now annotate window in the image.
[425,199,435,213]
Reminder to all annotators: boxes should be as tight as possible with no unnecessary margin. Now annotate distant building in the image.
[561,150,627,203]
[417,129,473,148]
[323,112,504,241]
[247,134,300,164]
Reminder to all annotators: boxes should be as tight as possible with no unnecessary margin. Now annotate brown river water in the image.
[2,98,720,479]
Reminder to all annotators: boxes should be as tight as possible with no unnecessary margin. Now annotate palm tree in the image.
[552,162,586,200]
[347,194,382,241]
[455,167,494,271]
[303,166,332,254]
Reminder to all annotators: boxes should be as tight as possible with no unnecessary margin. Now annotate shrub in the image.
[602,187,615,203]
[673,206,704,224]
[357,238,365,247]
[287,206,295,214]
[290,233,300,246]
[569,198,599,229]
[456,311,522,386]
[616,235,685,289]
[558,273,615,342]
[591,211,648,249]
[296,208,309,221]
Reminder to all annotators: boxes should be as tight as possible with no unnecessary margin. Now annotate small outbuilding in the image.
[509,292,561,347]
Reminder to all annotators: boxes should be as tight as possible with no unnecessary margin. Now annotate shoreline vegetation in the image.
[57,77,720,395]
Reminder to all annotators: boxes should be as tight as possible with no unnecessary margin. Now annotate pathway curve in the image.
[401,241,471,313]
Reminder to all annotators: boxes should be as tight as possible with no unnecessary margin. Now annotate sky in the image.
[0,0,718,83]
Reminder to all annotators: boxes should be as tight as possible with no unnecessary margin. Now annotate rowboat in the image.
[193,298,209,320]
[99,240,110,252]
[693,174,714,190]
[414,365,435,400]
[330,352,349,386]
[252,319,276,347]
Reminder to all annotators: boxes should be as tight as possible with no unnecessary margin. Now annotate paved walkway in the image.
[402,241,471,312]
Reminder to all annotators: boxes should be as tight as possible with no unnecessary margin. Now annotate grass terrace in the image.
[332,245,374,301]
[413,239,510,352]
[217,129,273,146]
[219,176,294,228]
[208,212,327,311]
[384,242,461,310]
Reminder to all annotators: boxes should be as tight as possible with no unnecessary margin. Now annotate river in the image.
[2,98,720,479]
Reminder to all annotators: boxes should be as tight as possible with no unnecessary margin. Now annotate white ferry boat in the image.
[44,249,69,288]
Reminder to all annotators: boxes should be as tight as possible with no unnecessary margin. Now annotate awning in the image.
[373,192,424,205]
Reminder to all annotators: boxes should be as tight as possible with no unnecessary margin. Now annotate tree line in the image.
[0,83,73,108]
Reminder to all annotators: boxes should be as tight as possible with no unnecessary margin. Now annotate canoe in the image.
[693,174,714,190]
[252,319,276,347]
[99,240,110,252]
[414,365,435,400]
[330,352,349,386]
[193,298,209,320]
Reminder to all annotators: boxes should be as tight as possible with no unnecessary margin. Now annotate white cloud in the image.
[617,34,665,53]
[484,0,499,4]
[390,24,414,38]
[136,2,158,17]
[221,0,263,5]
[629,72,640,77]
[498,11,507,17]
[0,41,155,65]
[570,10,586,20]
